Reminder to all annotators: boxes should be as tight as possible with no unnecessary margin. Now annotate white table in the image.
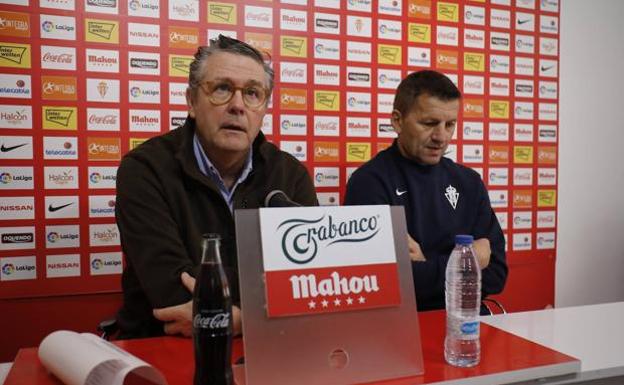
[482,301,624,384]
[0,363,12,385]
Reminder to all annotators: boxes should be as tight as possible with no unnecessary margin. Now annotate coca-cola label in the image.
[193,310,230,332]
[245,5,273,28]
[260,206,400,318]
[87,108,120,131]
[41,46,76,70]
[314,116,339,137]
[280,61,307,84]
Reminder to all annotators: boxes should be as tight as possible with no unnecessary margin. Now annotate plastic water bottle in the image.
[444,234,482,367]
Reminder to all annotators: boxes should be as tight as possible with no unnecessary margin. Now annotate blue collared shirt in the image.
[193,134,253,213]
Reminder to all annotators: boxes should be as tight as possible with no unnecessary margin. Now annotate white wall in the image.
[557,0,624,307]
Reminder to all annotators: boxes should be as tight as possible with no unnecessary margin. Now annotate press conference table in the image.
[481,301,624,384]
[4,310,584,385]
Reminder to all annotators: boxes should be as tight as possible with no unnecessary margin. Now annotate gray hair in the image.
[188,35,274,100]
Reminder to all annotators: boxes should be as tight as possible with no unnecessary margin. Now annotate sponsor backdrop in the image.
[0,0,559,308]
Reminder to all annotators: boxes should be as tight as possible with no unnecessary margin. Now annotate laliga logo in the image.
[42,21,54,32]
[0,173,11,184]
[130,87,141,97]
[278,214,380,264]
[2,263,14,275]
[47,232,60,243]
[91,258,103,270]
[90,172,102,183]
[129,0,139,10]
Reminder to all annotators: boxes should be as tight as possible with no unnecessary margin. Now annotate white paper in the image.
[38,331,167,385]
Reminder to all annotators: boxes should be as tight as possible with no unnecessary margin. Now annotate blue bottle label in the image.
[461,321,479,335]
[447,316,480,340]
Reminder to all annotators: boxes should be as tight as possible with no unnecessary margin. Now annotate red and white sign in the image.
[259,206,400,318]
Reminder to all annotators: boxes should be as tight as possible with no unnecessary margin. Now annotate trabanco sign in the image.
[260,205,400,318]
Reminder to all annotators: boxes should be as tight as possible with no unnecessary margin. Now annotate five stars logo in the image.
[445,185,459,210]
[307,295,366,310]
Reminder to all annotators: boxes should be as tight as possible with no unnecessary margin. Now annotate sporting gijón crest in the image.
[260,206,401,318]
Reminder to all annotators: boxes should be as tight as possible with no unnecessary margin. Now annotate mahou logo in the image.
[260,206,400,318]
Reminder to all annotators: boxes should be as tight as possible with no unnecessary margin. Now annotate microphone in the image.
[264,190,301,208]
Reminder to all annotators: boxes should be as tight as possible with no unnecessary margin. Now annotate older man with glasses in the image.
[115,35,318,339]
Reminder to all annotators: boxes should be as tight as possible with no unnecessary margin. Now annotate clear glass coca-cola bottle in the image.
[193,233,233,385]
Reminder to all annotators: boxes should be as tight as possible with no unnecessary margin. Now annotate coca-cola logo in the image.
[278,215,380,265]
[438,31,457,41]
[282,68,304,78]
[247,12,270,22]
[42,52,73,63]
[193,312,230,330]
[316,121,337,130]
[88,114,117,124]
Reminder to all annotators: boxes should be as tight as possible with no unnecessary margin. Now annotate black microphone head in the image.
[264,190,300,207]
[264,190,285,207]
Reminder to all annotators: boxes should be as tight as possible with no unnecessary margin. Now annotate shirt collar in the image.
[193,133,253,193]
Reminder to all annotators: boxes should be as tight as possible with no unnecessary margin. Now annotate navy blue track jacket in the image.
[344,141,508,311]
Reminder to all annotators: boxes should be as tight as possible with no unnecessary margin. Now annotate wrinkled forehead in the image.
[199,52,268,86]
[411,94,460,120]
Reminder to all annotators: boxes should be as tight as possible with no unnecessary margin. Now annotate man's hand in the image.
[153,272,242,337]
[407,235,426,262]
[472,238,491,270]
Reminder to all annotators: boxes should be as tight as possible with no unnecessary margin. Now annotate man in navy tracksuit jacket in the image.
[344,70,508,312]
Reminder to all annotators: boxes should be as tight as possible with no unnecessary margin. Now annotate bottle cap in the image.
[455,234,474,245]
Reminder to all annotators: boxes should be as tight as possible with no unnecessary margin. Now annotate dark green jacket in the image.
[115,118,318,338]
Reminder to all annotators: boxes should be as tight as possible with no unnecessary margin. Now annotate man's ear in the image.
[391,109,403,135]
[186,87,196,119]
